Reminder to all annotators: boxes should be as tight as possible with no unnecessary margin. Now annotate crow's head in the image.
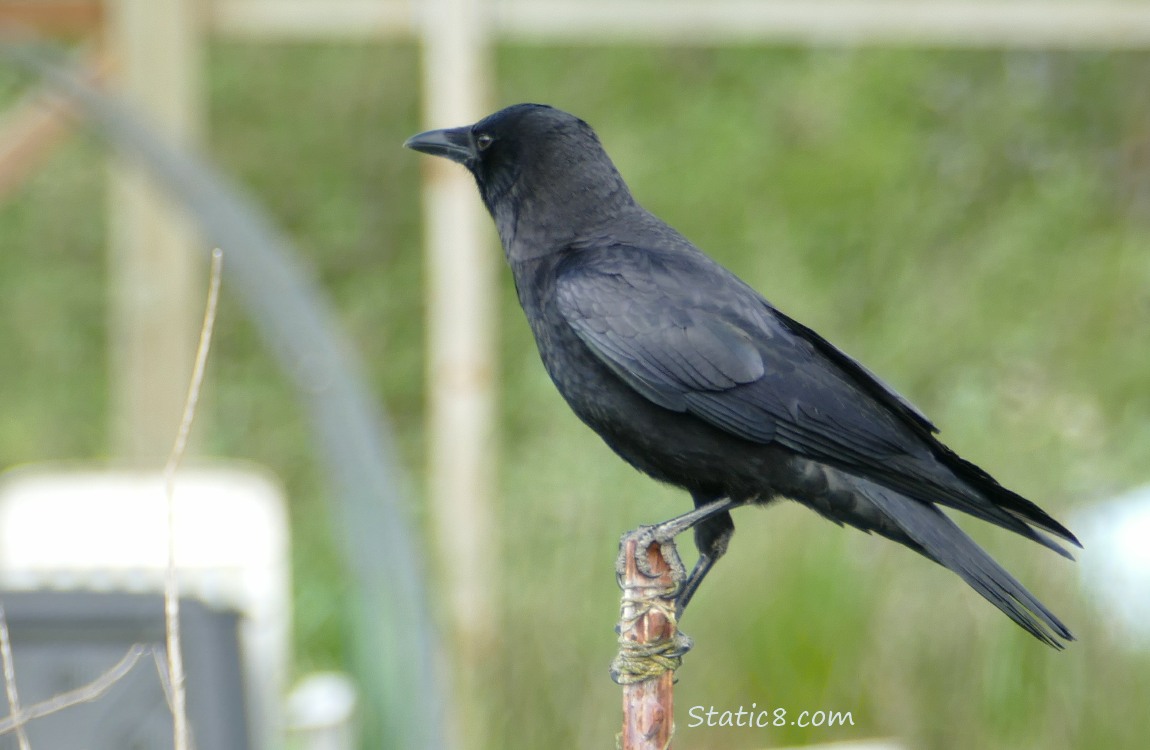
[405,104,635,247]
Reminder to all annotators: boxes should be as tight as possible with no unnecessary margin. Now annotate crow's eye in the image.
[475,133,495,151]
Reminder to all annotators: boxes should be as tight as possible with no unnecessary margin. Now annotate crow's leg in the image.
[677,496,735,617]
[616,497,738,604]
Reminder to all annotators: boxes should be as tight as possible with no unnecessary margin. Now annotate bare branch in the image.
[151,645,176,711]
[162,247,224,750]
[0,601,30,749]
[0,644,149,735]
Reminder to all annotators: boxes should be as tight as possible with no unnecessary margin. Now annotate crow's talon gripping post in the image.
[613,525,694,687]
[616,525,688,591]
[615,499,738,592]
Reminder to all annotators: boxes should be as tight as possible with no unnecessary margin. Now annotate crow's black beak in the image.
[403,126,475,165]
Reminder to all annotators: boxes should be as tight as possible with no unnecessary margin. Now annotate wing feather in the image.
[555,248,915,464]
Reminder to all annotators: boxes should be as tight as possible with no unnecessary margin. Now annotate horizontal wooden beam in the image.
[208,0,1150,48]
[210,0,413,39]
[493,1,1150,48]
[0,2,103,34]
[8,1,1150,48]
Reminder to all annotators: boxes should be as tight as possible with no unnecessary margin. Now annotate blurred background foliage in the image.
[2,43,1149,749]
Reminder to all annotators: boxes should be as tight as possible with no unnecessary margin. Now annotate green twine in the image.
[610,592,694,685]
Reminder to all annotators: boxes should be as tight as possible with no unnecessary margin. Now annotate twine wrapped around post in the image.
[613,535,693,750]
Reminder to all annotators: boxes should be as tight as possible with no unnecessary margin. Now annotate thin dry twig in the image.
[0,252,221,744]
[0,644,149,735]
[0,601,30,750]
[151,644,175,711]
[162,248,223,750]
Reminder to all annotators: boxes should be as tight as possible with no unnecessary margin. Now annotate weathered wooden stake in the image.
[614,536,690,750]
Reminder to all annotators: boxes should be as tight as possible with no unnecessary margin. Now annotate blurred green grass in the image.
[3,43,1150,748]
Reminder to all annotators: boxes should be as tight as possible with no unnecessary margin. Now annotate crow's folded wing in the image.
[554,245,1075,552]
[555,247,922,461]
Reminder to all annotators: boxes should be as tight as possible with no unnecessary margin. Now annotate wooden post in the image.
[615,538,688,750]
[414,0,497,748]
[105,0,204,461]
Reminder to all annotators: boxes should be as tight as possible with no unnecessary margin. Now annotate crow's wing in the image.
[556,246,927,462]
[555,245,1075,550]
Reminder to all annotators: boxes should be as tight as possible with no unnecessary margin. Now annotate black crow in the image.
[405,103,1078,647]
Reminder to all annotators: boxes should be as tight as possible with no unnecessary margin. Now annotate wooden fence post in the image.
[105,0,204,460]
[415,0,497,747]
[615,537,692,750]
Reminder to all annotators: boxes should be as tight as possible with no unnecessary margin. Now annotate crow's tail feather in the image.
[942,448,1082,549]
[856,477,1074,648]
